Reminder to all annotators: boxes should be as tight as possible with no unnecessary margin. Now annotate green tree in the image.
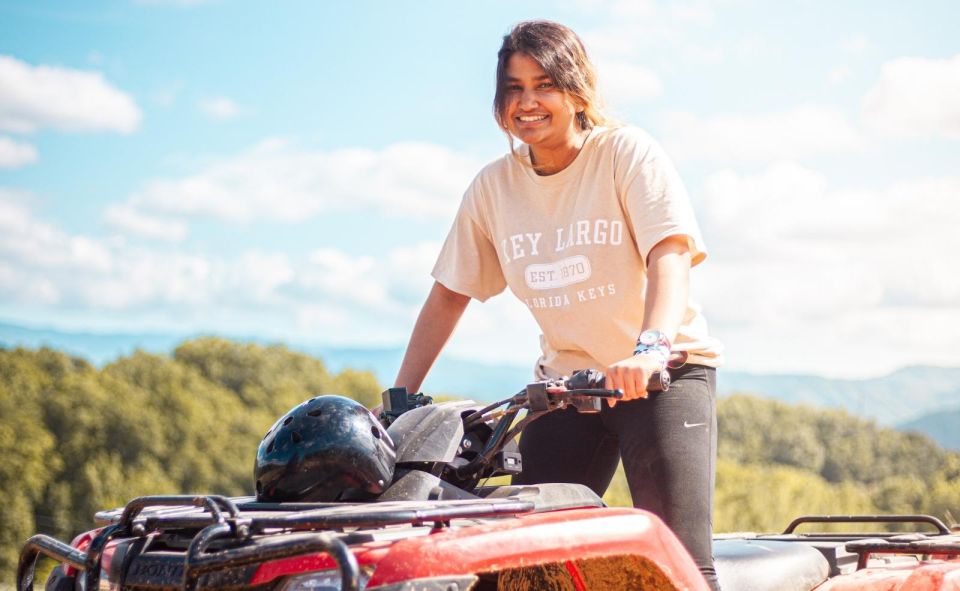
[714,459,875,533]
[173,338,335,416]
[102,350,266,496]
[718,395,826,474]
[332,368,383,408]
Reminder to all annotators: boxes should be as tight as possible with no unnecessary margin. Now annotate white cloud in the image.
[670,4,714,25]
[569,0,724,111]
[696,163,960,375]
[0,191,212,309]
[580,0,721,72]
[596,59,663,108]
[662,105,863,163]
[232,251,296,303]
[198,97,242,120]
[111,139,481,233]
[0,192,541,362]
[0,136,37,168]
[292,244,446,345]
[732,35,773,61]
[862,54,960,139]
[299,243,442,313]
[0,191,442,345]
[0,55,141,135]
[0,191,113,273]
[295,241,543,360]
[103,203,188,242]
[840,33,871,55]
[303,249,390,309]
[828,67,851,85]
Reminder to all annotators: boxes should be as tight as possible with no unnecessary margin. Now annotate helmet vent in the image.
[371,426,382,439]
[283,416,294,426]
[292,431,303,444]
[308,409,323,417]
[266,440,274,453]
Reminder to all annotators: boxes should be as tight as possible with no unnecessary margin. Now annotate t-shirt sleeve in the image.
[431,179,507,302]
[616,128,708,267]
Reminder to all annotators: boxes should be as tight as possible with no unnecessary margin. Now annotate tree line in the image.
[1,338,958,582]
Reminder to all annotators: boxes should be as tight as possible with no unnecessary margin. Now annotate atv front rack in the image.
[17,494,535,591]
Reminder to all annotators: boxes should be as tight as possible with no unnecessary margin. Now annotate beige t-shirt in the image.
[432,126,723,377]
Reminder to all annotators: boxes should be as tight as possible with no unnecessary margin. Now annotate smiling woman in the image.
[391,19,724,591]
[492,22,608,174]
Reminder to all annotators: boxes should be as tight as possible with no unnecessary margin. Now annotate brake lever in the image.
[566,371,668,413]
[565,369,671,394]
[561,388,623,398]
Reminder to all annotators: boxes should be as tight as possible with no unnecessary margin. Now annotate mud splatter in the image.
[496,561,577,591]
[576,554,679,590]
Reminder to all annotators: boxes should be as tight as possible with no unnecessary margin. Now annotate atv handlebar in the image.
[452,368,670,482]
[380,368,669,428]
[558,367,671,401]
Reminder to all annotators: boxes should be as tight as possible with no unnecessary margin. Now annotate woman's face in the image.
[502,52,583,153]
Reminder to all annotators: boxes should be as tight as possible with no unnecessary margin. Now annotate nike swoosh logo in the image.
[683,421,707,428]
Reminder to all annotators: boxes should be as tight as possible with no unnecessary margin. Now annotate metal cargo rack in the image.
[761,514,960,575]
[17,493,535,591]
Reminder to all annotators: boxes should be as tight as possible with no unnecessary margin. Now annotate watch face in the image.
[640,330,664,346]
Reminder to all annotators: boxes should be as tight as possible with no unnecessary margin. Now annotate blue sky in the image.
[1,0,958,377]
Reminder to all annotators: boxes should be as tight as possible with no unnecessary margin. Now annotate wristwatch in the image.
[637,329,670,350]
[633,329,671,366]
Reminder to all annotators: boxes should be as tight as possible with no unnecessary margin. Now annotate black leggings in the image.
[513,365,720,591]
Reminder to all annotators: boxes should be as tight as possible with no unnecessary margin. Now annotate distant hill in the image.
[717,367,960,429]
[898,407,960,451]
[2,320,959,445]
[0,321,184,365]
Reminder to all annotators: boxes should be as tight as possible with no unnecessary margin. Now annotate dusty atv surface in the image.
[17,371,960,590]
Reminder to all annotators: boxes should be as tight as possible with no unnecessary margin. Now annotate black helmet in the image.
[255,395,396,502]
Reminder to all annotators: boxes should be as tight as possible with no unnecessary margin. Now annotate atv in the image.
[17,370,960,591]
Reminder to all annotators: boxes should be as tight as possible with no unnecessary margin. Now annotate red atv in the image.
[17,371,960,590]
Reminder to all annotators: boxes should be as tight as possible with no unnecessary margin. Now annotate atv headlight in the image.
[278,568,370,591]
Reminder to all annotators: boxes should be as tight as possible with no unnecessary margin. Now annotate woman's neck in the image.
[530,128,590,175]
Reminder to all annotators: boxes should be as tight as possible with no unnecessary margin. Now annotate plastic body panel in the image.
[814,560,960,591]
[386,401,477,464]
[249,507,709,590]
[714,539,830,591]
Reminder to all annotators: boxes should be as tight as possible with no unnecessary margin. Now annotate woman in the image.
[393,20,723,590]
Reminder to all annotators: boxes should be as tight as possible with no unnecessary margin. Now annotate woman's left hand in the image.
[604,353,664,407]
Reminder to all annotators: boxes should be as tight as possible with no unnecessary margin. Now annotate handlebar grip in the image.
[567,369,671,392]
[565,369,606,390]
[649,370,670,392]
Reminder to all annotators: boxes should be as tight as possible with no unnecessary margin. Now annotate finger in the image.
[618,367,638,401]
[633,370,649,399]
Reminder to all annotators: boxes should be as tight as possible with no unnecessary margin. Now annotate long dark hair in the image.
[493,20,610,136]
